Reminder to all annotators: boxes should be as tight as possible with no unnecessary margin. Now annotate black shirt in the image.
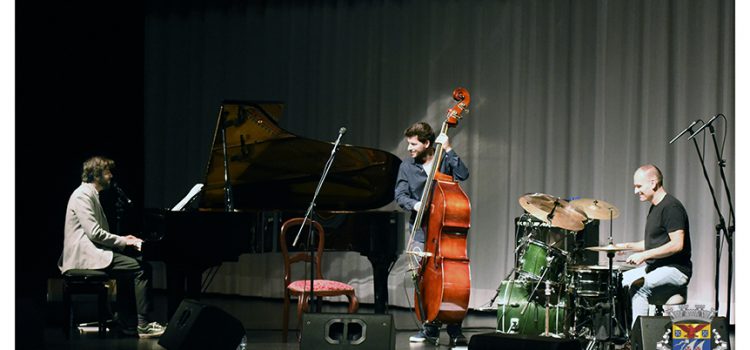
[645,193,692,278]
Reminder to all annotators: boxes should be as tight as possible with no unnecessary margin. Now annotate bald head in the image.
[635,164,663,188]
[633,164,666,203]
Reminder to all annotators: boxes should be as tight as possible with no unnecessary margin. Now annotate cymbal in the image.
[570,198,620,220]
[518,193,587,231]
[585,243,632,252]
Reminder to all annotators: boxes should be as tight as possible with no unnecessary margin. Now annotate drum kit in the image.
[496,193,632,349]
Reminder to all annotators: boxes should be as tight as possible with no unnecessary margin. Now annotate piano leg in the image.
[185,270,202,300]
[165,266,185,318]
[367,255,396,314]
[164,265,205,318]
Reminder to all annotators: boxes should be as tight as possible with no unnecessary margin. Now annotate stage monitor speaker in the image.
[630,315,731,350]
[468,332,580,350]
[158,299,246,350]
[300,313,395,350]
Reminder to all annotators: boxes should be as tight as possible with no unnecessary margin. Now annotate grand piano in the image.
[141,101,404,316]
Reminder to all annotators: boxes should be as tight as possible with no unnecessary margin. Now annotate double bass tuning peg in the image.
[447,106,469,120]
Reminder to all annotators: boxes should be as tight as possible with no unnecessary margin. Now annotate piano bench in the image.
[62,269,111,339]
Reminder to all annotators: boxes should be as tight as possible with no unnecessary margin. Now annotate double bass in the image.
[408,87,472,325]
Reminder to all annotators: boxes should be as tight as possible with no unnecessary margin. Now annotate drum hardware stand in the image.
[602,209,624,349]
[606,209,614,346]
[520,264,551,315]
[545,198,561,227]
[583,209,619,350]
[603,250,616,350]
[539,278,567,338]
[519,252,567,337]
[544,280,551,337]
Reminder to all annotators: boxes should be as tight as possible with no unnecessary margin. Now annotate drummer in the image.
[617,164,692,326]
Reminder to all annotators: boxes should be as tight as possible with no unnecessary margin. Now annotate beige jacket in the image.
[58,182,127,273]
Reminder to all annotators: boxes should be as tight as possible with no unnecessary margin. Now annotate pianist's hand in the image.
[123,235,144,251]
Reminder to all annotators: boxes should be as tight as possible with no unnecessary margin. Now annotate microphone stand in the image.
[703,122,735,320]
[220,106,235,212]
[678,118,734,319]
[114,198,126,235]
[112,182,133,235]
[115,198,125,235]
[292,128,346,312]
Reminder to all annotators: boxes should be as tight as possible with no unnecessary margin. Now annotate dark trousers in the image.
[424,322,463,338]
[102,252,153,318]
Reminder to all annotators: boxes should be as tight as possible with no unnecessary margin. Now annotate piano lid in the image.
[199,101,401,211]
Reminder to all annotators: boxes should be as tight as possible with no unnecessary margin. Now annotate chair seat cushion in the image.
[649,285,688,305]
[288,279,354,293]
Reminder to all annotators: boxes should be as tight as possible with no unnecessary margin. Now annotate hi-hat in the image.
[570,198,620,220]
[518,193,587,231]
[585,243,632,252]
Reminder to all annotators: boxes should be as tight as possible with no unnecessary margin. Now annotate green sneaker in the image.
[137,322,166,339]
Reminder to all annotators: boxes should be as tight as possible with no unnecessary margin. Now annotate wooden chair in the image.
[280,217,359,342]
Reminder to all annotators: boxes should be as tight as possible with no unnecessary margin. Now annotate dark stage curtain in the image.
[143,0,734,319]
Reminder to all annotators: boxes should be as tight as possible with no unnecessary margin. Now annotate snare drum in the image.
[567,265,628,297]
[517,239,568,283]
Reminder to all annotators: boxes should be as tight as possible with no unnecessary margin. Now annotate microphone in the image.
[688,114,721,140]
[113,182,133,205]
[329,127,347,154]
[669,119,701,144]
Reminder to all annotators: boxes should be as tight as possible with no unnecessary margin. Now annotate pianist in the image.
[57,156,166,338]
[394,122,470,347]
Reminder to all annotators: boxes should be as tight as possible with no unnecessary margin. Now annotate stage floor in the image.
[43,328,492,350]
[38,292,735,350]
[41,326,738,350]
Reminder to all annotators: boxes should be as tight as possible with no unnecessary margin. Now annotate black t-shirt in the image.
[645,193,692,278]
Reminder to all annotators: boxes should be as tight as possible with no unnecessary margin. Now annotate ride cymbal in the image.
[570,198,620,220]
[518,193,587,231]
